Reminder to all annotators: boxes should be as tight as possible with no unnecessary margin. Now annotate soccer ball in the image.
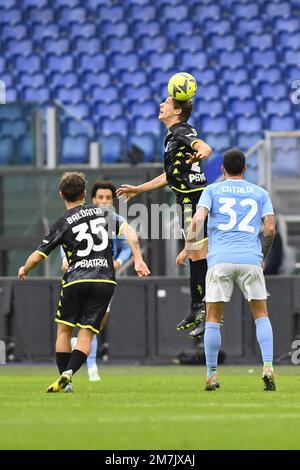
[167,72,197,101]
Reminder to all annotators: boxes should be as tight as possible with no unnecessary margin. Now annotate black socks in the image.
[66,349,87,375]
[56,352,72,375]
[189,258,207,308]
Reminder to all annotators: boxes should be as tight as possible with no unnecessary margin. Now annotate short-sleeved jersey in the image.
[164,122,207,194]
[36,204,125,286]
[198,179,274,267]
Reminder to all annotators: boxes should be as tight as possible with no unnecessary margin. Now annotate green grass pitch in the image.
[0,365,300,450]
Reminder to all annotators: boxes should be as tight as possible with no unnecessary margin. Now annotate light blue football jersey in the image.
[199,179,274,267]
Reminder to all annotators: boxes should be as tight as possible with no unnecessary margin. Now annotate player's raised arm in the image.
[116,172,168,201]
[120,223,150,277]
[18,251,46,280]
[185,140,212,164]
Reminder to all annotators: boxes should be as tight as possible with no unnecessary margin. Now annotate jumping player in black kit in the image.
[116,96,212,338]
[18,172,150,392]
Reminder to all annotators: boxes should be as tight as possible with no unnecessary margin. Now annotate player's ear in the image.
[221,164,226,178]
[59,191,64,200]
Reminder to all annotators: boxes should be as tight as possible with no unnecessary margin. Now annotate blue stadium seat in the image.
[71,23,97,38]
[140,36,167,53]
[254,67,281,83]
[129,5,156,21]
[196,68,216,85]
[91,86,118,103]
[79,54,106,72]
[269,116,296,131]
[94,101,123,119]
[43,38,70,55]
[32,24,59,39]
[23,0,48,6]
[0,57,6,73]
[46,54,74,73]
[203,19,231,35]
[195,99,224,117]
[0,72,14,88]
[51,0,80,6]
[284,50,300,65]
[226,82,253,99]
[101,117,128,136]
[0,105,23,121]
[58,7,86,24]
[236,133,263,150]
[131,20,160,38]
[128,133,157,162]
[56,87,83,104]
[18,136,33,164]
[219,50,245,68]
[273,148,300,177]
[287,65,300,81]
[27,8,54,24]
[2,24,27,39]
[194,4,221,21]
[278,32,300,50]
[247,33,273,50]
[204,154,223,184]
[83,72,111,89]
[74,38,102,55]
[3,0,21,7]
[0,137,14,165]
[132,117,161,135]
[0,120,27,137]
[275,17,300,33]
[4,88,18,101]
[203,133,231,152]
[264,99,292,116]
[110,53,139,71]
[7,39,33,56]
[233,3,259,18]
[100,135,123,163]
[197,83,220,101]
[68,103,89,119]
[209,34,236,50]
[51,72,78,89]
[228,99,258,116]
[99,6,124,22]
[129,101,157,118]
[121,70,147,87]
[265,1,291,18]
[107,37,135,54]
[236,116,263,133]
[258,82,287,100]
[148,52,175,71]
[64,119,89,136]
[23,87,51,102]
[177,35,204,52]
[165,20,193,39]
[61,135,89,163]
[0,8,21,24]
[251,49,277,66]
[101,21,129,38]
[235,19,264,35]
[201,115,229,133]
[151,69,175,88]
[161,4,188,21]
[179,51,207,70]
[222,67,248,84]
[123,85,152,103]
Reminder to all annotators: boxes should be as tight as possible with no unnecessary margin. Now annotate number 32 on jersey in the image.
[218,197,258,233]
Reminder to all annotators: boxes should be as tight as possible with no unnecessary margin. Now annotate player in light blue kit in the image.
[177,148,276,391]
[62,180,131,384]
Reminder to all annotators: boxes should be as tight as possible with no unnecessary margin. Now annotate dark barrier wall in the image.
[0,276,299,363]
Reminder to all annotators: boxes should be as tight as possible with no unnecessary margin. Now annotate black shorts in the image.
[55,281,115,334]
[176,190,208,242]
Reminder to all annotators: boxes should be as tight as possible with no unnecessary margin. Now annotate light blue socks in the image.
[255,316,273,368]
[204,322,221,377]
[86,335,98,369]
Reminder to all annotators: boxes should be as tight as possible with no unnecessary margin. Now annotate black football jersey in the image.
[164,122,208,193]
[36,204,124,286]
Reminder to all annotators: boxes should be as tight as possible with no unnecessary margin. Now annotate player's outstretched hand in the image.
[176,249,189,266]
[185,151,207,164]
[135,260,151,277]
[116,184,140,201]
[18,266,27,280]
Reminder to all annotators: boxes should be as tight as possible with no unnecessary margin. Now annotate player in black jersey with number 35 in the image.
[18,172,150,392]
[117,96,212,338]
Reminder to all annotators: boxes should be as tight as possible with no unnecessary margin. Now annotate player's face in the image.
[159,96,176,121]
[93,189,114,207]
